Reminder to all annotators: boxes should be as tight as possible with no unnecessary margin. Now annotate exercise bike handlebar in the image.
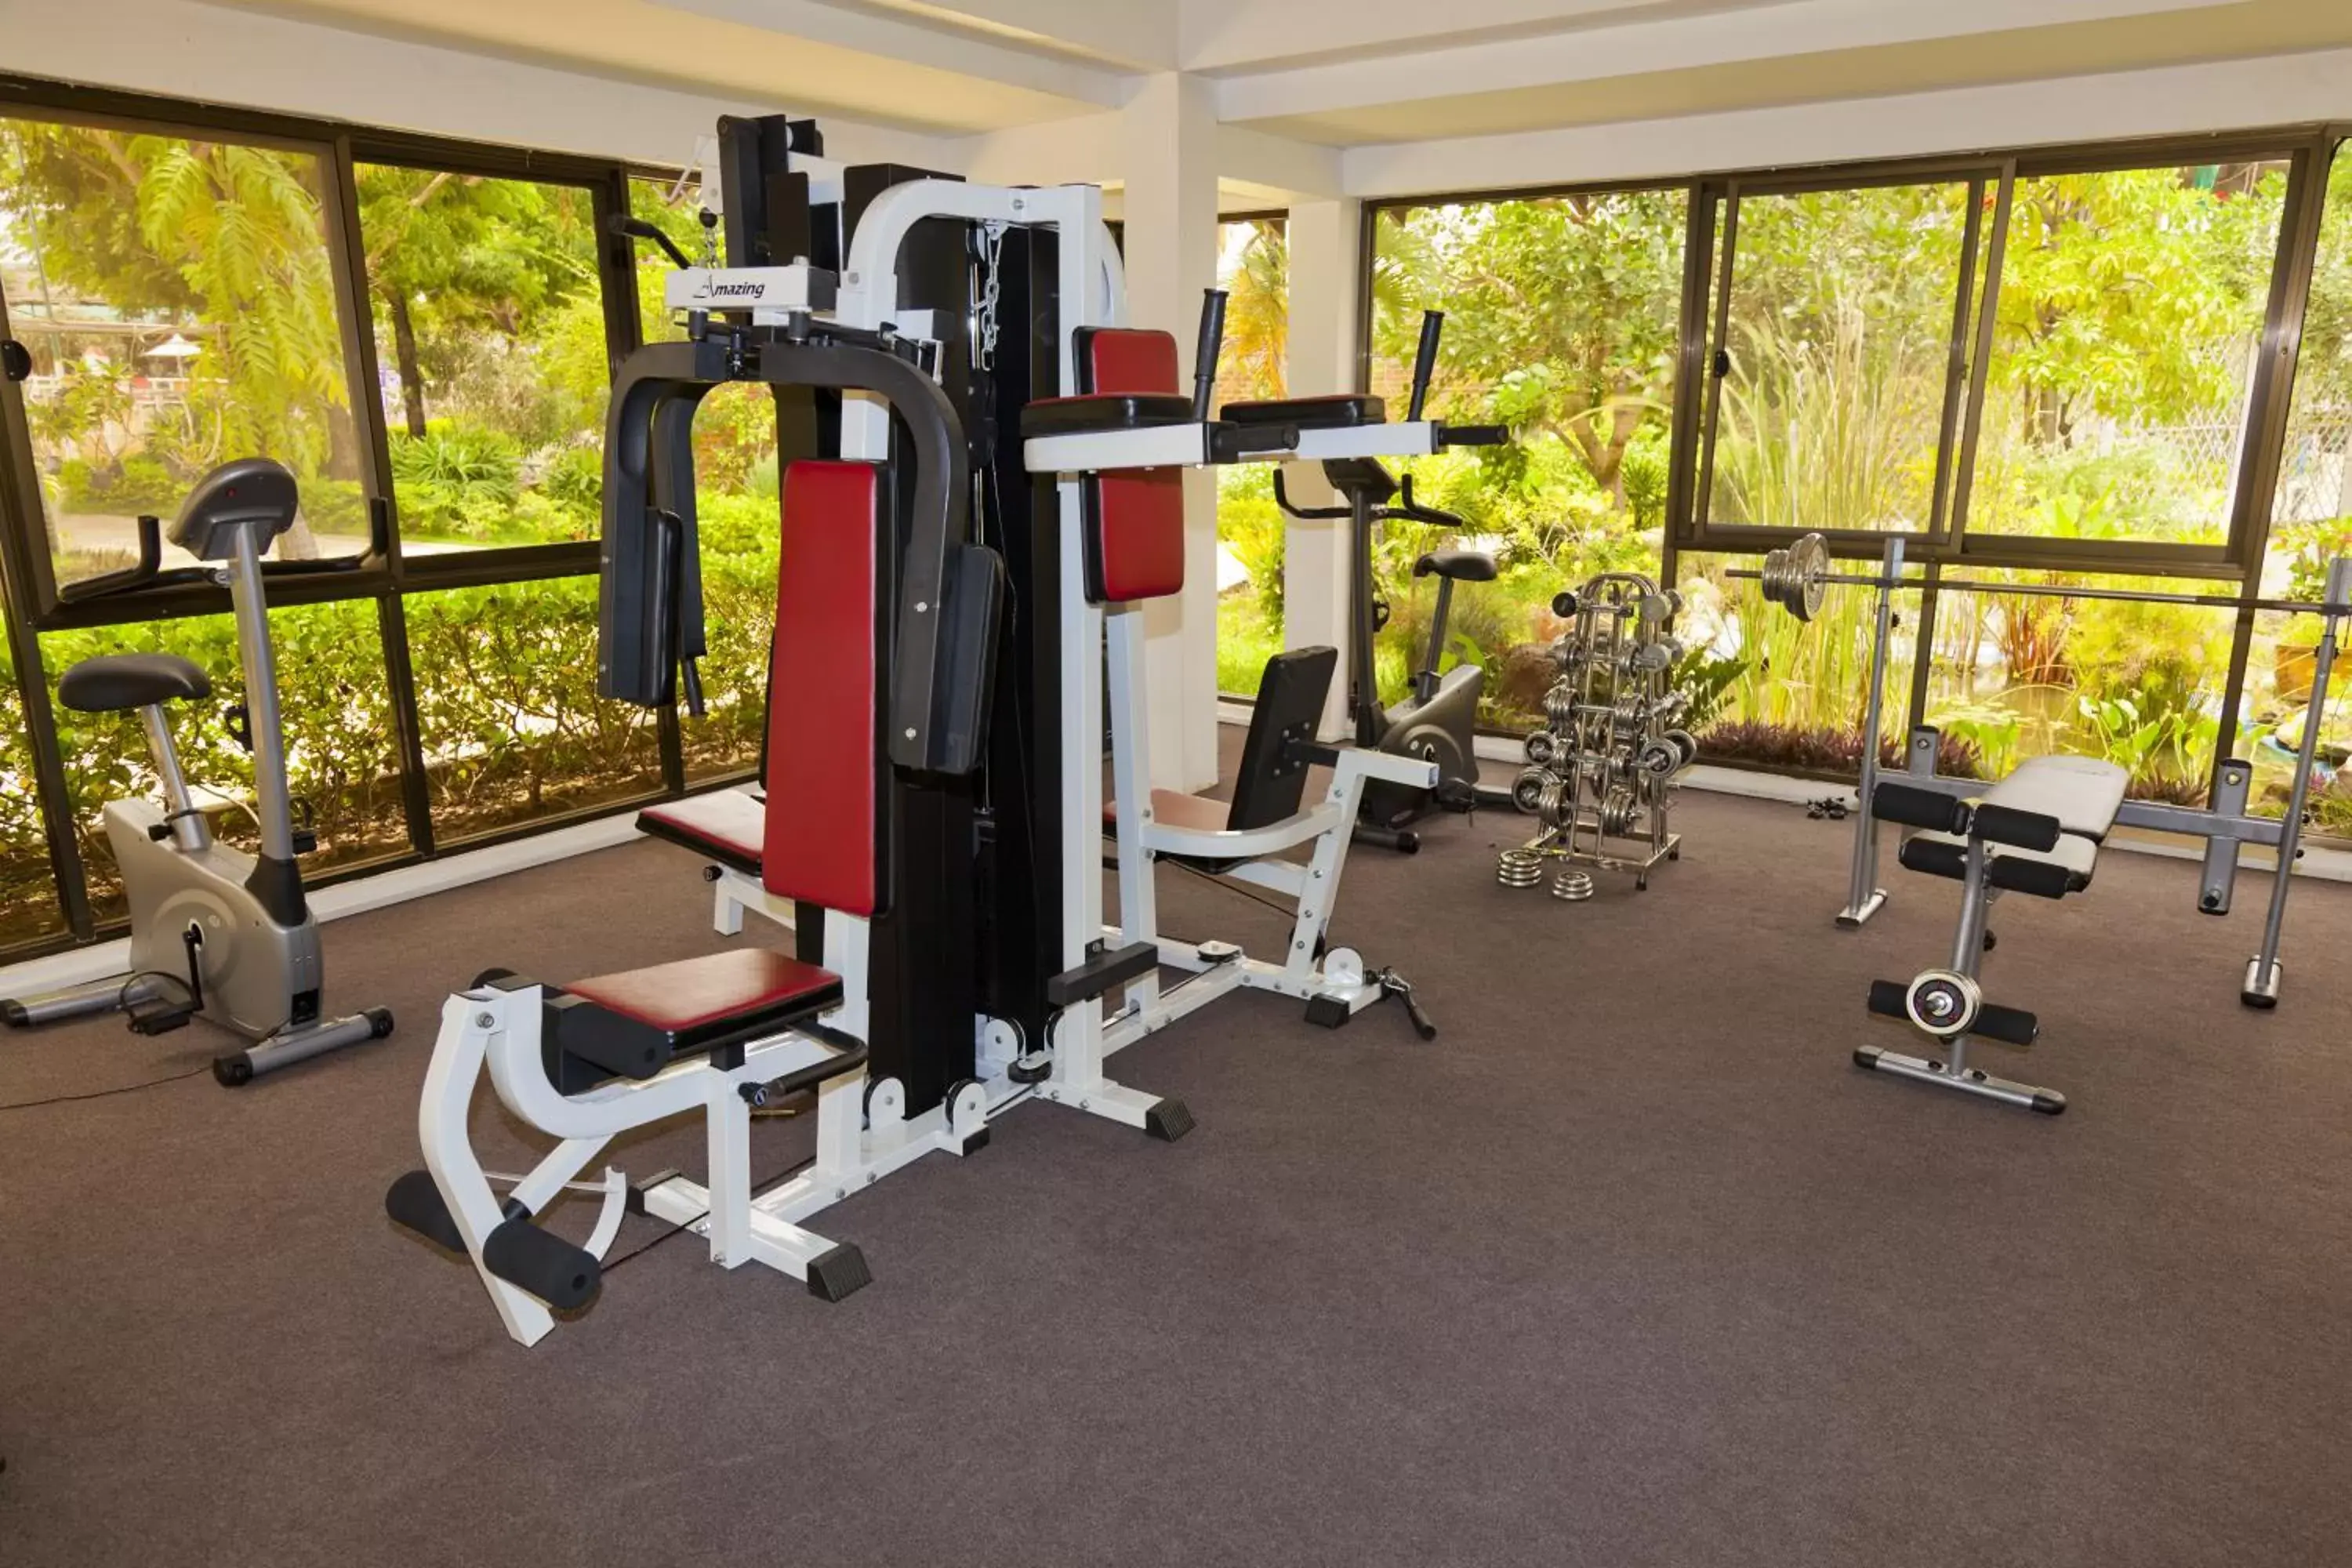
[57,514,165,604]
[1270,468,1353,521]
[1378,473,1467,531]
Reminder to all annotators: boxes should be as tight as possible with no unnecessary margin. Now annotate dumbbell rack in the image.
[1501,572,1697,895]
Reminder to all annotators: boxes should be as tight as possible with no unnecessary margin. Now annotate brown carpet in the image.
[5,756,2352,1567]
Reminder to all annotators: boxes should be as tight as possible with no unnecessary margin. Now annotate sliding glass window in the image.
[354,161,611,556]
[1962,158,2293,551]
[1369,187,1690,726]
[1214,214,1287,700]
[1699,178,1979,538]
[0,118,368,604]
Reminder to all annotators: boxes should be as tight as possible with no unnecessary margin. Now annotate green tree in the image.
[0,122,350,483]
[1217,219,1287,403]
[354,165,598,437]
[1374,194,1686,508]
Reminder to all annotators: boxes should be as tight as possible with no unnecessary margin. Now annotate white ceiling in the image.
[204,0,2352,147]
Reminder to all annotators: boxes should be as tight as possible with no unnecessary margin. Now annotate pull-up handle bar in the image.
[606,214,693,271]
[1406,310,1443,422]
[1192,288,1228,423]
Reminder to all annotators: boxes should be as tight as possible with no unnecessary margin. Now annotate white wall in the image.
[0,0,966,170]
[1344,46,2352,198]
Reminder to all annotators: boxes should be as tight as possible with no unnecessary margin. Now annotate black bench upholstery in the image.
[1896,755,2128,900]
[1020,392,1196,438]
[1221,394,1386,430]
[59,652,211,713]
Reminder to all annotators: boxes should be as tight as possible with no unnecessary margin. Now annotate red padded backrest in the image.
[764,460,881,918]
[1076,328,1185,604]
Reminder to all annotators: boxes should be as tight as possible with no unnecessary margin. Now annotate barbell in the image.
[1733,532,2352,622]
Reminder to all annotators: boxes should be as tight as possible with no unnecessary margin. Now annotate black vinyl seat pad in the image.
[1219,394,1386,430]
[58,652,212,713]
[1896,754,2128,900]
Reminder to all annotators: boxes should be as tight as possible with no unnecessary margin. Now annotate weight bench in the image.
[1857,755,2129,1114]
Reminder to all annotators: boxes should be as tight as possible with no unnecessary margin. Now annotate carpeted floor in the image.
[4,758,2351,1567]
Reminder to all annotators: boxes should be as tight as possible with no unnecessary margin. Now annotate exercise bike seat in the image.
[1415,548,1497,583]
[57,652,212,713]
[1221,394,1386,430]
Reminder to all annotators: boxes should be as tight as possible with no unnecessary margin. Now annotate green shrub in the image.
[537,444,604,521]
[390,419,522,538]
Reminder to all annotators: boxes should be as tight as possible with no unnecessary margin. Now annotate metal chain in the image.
[975,220,1008,372]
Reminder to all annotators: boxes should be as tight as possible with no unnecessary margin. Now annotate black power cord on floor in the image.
[0,1062,212,1112]
[1159,853,1311,924]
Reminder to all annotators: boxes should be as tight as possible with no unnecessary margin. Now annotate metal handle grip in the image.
[1192,288,1228,422]
[1406,310,1444,422]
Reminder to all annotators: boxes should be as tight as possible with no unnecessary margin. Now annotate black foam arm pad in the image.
[1872,782,1969,833]
[384,1169,466,1254]
[1866,979,1907,1022]
[481,1215,601,1311]
[1973,1002,2040,1046]
[1971,803,2063,852]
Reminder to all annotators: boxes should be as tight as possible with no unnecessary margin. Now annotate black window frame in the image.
[0,73,725,960]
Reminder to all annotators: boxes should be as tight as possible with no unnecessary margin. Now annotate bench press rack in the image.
[1736,536,2352,1011]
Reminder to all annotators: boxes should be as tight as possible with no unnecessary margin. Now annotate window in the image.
[1671,552,1923,775]
[0,119,365,596]
[1964,158,2292,548]
[403,577,663,844]
[1214,216,1286,699]
[1370,189,1688,725]
[355,162,609,553]
[1920,572,2236,803]
[2246,141,2352,827]
[1703,180,1976,535]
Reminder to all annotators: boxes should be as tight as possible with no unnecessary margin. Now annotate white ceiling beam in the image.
[1214,0,2225,124]
[839,0,1179,71]
[1340,45,2352,198]
[12,0,959,166]
[652,0,1134,107]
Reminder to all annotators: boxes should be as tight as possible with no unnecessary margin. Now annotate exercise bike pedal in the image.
[125,992,198,1036]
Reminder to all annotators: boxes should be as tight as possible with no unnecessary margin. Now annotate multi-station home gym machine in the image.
[389,114,1482,1343]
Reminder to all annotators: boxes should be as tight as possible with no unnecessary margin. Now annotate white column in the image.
[1120,71,1222,790]
[1282,198,1363,739]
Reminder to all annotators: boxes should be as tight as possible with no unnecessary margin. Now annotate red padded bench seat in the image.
[539,948,846,1087]
[637,790,766,877]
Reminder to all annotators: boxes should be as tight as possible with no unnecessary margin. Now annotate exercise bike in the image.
[1272,314,1509,851]
[1,459,394,1085]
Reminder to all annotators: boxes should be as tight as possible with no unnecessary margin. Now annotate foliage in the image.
[1218,220,1287,404]
[2,125,352,485]
[1711,183,1965,532]
[1669,648,1748,735]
